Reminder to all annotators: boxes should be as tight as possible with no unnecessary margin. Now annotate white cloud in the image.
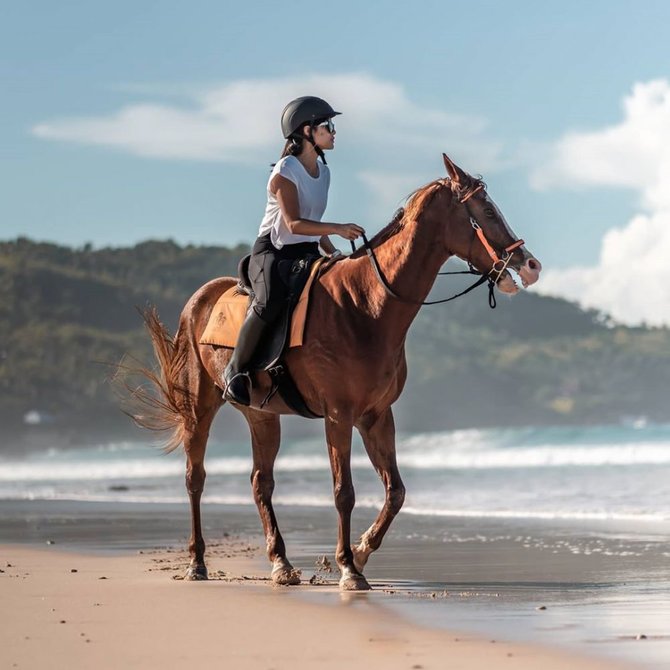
[533,79,670,326]
[531,79,670,196]
[540,211,670,325]
[33,73,484,161]
[32,73,506,206]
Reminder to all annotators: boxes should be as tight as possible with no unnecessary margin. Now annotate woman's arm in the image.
[319,235,337,255]
[271,174,364,240]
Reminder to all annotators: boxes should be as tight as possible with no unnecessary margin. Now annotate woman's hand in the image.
[336,223,365,241]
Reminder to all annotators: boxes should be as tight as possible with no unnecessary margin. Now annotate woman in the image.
[224,95,365,405]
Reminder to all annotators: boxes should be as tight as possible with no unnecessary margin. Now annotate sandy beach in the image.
[3,428,670,670]
[1,538,633,670]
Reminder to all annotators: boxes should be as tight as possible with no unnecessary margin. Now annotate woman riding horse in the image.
[127,149,542,589]
[223,96,365,405]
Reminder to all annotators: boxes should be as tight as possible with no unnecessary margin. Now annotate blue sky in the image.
[3,1,670,324]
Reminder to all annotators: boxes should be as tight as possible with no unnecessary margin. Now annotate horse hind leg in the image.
[183,394,222,581]
[352,408,405,574]
[136,303,223,580]
[241,406,301,586]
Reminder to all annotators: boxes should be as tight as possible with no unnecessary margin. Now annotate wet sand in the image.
[2,500,668,668]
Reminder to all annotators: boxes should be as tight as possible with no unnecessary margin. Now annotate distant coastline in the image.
[2,236,670,456]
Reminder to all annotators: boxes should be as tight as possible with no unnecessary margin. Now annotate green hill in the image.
[1,237,668,452]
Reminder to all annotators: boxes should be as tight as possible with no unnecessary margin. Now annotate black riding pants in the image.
[249,234,320,323]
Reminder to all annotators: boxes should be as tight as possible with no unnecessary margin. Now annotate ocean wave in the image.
[398,443,670,469]
[5,441,670,483]
[0,490,381,509]
[0,455,334,482]
[1,489,667,523]
[0,458,202,482]
[402,506,670,523]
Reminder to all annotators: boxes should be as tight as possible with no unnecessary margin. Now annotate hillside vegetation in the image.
[1,237,668,450]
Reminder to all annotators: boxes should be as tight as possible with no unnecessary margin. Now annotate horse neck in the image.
[352,193,452,344]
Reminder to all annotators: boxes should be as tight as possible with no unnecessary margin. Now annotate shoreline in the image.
[2,500,669,667]
[0,542,632,670]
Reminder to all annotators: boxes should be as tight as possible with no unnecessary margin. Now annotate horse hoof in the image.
[271,565,302,586]
[184,565,209,581]
[339,574,371,591]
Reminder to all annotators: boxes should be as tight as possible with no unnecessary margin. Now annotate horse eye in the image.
[484,208,496,219]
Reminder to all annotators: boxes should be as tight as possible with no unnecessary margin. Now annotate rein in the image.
[351,234,496,307]
[349,183,524,309]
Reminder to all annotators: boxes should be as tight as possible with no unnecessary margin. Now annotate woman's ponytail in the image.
[280,136,304,158]
[276,122,327,165]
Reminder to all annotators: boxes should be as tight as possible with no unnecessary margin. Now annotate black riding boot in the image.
[223,309,267,406]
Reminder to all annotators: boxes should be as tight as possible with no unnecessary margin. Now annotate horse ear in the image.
[443,153,470,186]
[443,153,460,184]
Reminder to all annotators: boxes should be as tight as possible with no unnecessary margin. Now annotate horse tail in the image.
[117,306,194,454]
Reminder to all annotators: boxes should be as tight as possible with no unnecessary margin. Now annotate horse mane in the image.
[361,206,406,249]
[351,180,446,257]
[403,179,447,222]
[350,175,486,258]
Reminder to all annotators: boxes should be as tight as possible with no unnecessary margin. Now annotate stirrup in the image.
[223,371,251,406]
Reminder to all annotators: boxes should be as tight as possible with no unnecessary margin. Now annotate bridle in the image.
[349,180,525,309]
[460,183,525,287]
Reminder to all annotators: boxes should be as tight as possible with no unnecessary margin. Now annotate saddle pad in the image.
[199,257,325,349]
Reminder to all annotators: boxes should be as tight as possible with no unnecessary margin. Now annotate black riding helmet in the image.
[280,96,341,139]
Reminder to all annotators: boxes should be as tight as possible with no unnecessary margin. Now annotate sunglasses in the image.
[315,119,336,133]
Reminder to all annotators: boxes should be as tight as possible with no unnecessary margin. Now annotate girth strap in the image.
[261,363,323,419]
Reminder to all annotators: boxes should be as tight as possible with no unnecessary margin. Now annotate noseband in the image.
[350,181,525,308]
[460,184,525,286]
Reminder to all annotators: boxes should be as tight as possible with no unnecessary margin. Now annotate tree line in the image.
[1,237,668,452]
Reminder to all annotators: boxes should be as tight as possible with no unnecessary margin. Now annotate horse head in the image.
[441,153,541,294]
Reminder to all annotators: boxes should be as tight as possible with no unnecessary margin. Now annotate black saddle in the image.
[236,254,253,296]
[235,253,323,418]
[236,254,315,299]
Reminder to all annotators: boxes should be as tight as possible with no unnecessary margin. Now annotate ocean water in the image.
[3,423,670,524]
[3,423,670,667]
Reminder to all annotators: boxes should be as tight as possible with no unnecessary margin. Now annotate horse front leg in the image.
[242,407,300,586]
[352,408,405,573]
[325,416,371,591]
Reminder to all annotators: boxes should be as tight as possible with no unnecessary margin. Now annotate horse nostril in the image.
[527,258,541,272]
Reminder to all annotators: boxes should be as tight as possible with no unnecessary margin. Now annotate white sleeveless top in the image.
[257,155,330,250]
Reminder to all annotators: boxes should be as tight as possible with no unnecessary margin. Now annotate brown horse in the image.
[128,153,541,590]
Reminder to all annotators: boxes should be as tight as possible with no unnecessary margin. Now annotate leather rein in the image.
[349,182,524,309]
